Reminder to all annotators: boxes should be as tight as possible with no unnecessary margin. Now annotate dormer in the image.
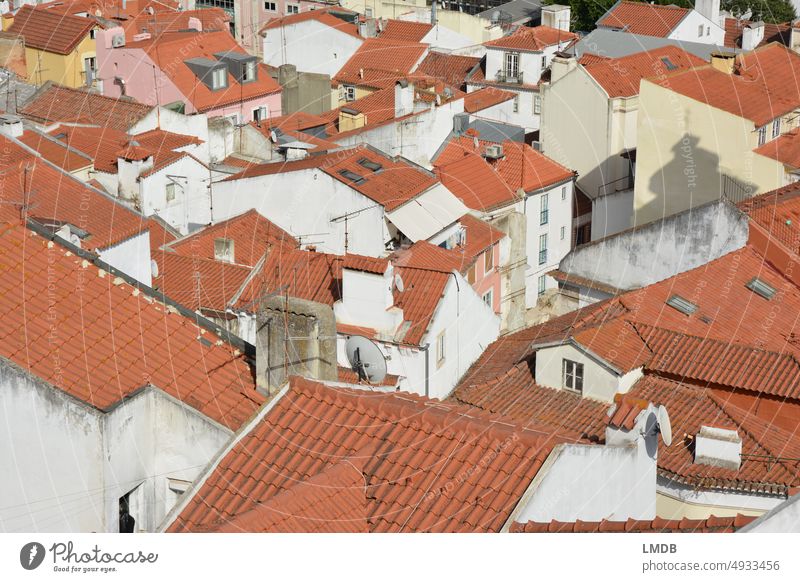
[214,50,259,84]
[185,57,229,91]
[334,258,404,334]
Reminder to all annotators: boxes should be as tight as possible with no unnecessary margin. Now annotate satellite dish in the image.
[345,335,387,384]
[150,259,159,279]
[394,273,405,293]
[656,405,672,447]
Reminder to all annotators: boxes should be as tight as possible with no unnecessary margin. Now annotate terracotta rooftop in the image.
[462,86,516,113]
[15,129,92,173]
[20,83,152,131]
[0,223,263,430]
[416,51,481,89]
[334,38,427,87]
[582,45,704,98]
[213,458,370,533]
[166,209,297,268]
[152,252,253,312]
[485,25,577,51]
[724,18,792,50]
[650,43,800,127]
[6,5,95,55]
[597,1,689,37]
[511,515,756,533]
[0,136,148,250]
[122,7,231,41]
[435,150,519,211]
[754,127,800,169]
[260,7,360,39]
[435,136,574,195]
[336,365,400,388]
[226,146,438,212]
[738,181,800,250]
[167,376,574,533]
[379,19,432,42]
[392,265,451,345]
[129,30,281,113]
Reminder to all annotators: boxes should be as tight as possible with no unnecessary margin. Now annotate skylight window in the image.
[660,57,677,71]
[746,277,776,300]
[338,169,365,184]
[666,295,698,315]
[357,158,382,172]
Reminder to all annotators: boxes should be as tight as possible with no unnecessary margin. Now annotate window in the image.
[698,24,704,37]
[344,85,356,101]
[365,7,373,16]
[540,193,549,225]
[90,28,96,39]
[513,95,519,112]
[560,226,566,240]
[211,67,227,90]
[746,277,776,300]
[561,185,566,200]
[773,118,781,139]
[563,359,584,393]
[538,233,548,265]
[214,238,235,263]
[666,294,698,315]
[286,4,299,14]
[467,264,476,284]
[484,248,494,272]
[83,56,96,86]
[165,183,177,203]
[504,52,519,79]
[227,113,239,126]
[253,106,268,122]
[264,1,276,10]
[482,289,493,308]
[758,125,767,146]
[533,94,541,115]
[706,26,711,36]
[537,274,546,297]
[242,60,257,82]
[436,331,446,365]
[541,55,547,69]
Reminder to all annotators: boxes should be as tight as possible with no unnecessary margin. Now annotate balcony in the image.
[495,70,524,85]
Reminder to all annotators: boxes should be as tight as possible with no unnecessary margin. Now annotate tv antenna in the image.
[345,335,387,384]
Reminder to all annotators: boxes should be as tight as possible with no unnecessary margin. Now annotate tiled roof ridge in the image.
[290,375,576,445]
[510,514,755,533]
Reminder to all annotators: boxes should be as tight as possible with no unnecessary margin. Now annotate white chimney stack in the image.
[694,426,742,470]
[741,22,766,52]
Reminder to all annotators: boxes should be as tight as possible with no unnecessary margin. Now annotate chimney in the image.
[394,80,415,118]
[541,5,571,32]
[694,426,742,470]
[741,22,765,51]
[791,20,800,54]
[710,51,736,74]
[695,0,721,27]
[0,114,23,138]
[431,0,437,25]
[549,53,577,83]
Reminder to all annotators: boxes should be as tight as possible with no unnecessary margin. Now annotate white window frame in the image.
[344,85,356,102]
[540,193,549,225]
[562,359,584,393]
[758,125,767,146]
[561,185,566,200]
[533,94,541,115]
[211,67,227,90]
[264,1,276,10]
[165,182,177,204]
[242,61,257,83]
[214,238,235,263]
[505,51,519,79]
[513,95,519,112]
[773,118,781,139]
[482,289,493,308]
[286,3,299,14]
[436,331,446,365]
[560,225,566,240]
[537,274,546,297]
[538,233,548,265]
[253,105,269,122]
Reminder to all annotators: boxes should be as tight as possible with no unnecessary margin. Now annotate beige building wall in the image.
[657,492,767,520]
[634,79,800,225]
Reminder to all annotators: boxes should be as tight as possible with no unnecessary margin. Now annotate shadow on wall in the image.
[638,133,757,226]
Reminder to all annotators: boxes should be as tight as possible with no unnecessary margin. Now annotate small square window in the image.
[264,1,276,10]
[214,238,235,263]
[287,4,299,14]
[482,289,493,308]
[165,182,177,203]
[563,359,584,393]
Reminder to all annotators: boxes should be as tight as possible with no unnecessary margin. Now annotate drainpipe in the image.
[423,342,430,398]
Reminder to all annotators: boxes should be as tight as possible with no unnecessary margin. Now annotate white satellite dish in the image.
[150,259,159,279]
[345,335,387,384]
[394,273,405,293]
[656,405,672,447]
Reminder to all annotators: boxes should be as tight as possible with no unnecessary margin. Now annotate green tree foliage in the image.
[546,0,796,32]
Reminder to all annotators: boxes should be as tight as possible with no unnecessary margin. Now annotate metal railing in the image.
[495,70,524,84]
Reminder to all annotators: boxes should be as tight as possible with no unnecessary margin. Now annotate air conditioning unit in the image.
[111,34,126,48]
[484,144,504,159]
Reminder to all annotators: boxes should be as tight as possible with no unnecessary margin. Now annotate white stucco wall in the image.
[211,169,389,256]
[98,230,152,288]
[263,21,364,77]
[669,10,725,46]
[139,156,212,234]
[591,187,634,240]
[534,342,627,403]
[420,25,476,51]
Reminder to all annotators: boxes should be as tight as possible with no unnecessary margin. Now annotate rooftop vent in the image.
[357,158,382,172]
[338,169,365,184]
[746,277,776,300]
[694,425,742,470]
[660,56,677,71]
[666,294,697,316]
[484,144,504,159]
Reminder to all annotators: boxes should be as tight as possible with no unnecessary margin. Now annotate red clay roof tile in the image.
[485,25,577,51]
[511,514,756,533]
[379,20,432,42]
[260,7,360,39]
[169,376,574,532]
[334,38,427,87]
[597,1,689,37]
[7,5,94,55]
[417,51,481,89]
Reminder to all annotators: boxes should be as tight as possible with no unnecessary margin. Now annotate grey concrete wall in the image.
[256,296,337,394]
[278,65,332,115]
[559,199,748,291]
